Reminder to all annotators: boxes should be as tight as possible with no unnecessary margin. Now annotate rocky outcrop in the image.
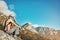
[0,30,15,40]
[35,27,57,35]
[22,23,38,33]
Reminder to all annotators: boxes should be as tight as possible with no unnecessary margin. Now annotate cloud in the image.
[23,22,45,27]
[26,22,49,28]
[0,0,16,17]
[32,24,40,27]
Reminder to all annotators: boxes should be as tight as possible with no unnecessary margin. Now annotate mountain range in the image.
[22,22,60,40]
[0,13,60,40]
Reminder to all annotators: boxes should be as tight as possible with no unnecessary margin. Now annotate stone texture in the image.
[0,30,15,40]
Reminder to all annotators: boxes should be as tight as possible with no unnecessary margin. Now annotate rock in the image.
[22,23,38,33]
[0,30,16,40]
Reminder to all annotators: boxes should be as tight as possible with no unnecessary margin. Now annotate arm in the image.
[10,19,18,26]
[10,19,21,28]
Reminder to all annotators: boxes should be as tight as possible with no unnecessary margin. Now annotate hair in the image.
[8,15,13,19]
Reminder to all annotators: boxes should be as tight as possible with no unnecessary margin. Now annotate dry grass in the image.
[18,27,50,40]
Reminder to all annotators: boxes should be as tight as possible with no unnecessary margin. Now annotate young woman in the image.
[4,14,19,37]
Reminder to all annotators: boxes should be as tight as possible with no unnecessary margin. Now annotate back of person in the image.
[0,13,7,30]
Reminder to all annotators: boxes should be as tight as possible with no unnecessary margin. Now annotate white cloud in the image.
[32,24,40,27]
[0,1,8,10]
[23,22,48,28]
[32,24,49,28]
[0,0,16,17]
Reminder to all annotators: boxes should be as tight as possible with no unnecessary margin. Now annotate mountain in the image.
[22,23,38,33]
[19,26,50,40]
[35,27,56,36]
[23,23,60,40]
[35,27,60,40]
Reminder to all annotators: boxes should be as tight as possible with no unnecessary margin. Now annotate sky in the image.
[3,0,60,30]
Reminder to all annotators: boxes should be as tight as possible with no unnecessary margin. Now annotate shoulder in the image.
[10,19,14,22]
[6,19,12,22]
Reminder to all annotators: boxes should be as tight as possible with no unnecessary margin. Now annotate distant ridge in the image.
[23,22,60,40]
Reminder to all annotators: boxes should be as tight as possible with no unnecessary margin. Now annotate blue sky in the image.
[4,0,60,30]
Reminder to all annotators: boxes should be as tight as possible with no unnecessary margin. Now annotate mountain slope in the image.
[0,13,50,40]
[23,23,60,40]
[19,27,50,40]
[0,30,16,40]
[22,23,38,33]
[35,27,60,40]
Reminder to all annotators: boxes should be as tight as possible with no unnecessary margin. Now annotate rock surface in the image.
[22,23,38,33]
[0,30,15,40]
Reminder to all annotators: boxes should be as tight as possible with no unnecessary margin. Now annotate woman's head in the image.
[8,14,13,19]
